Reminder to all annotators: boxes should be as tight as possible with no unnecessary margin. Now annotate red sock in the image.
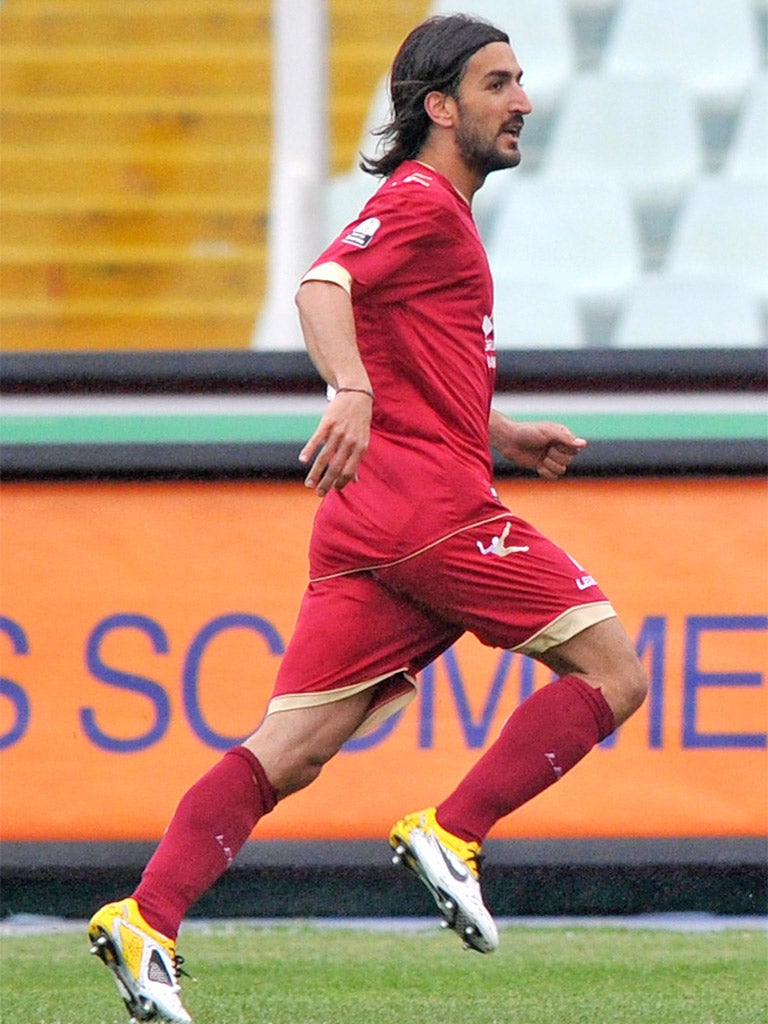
[436,675,615,845]
[133,746,277,939]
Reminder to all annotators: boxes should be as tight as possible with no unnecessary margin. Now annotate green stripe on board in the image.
[0,412,765,446]
[543,412,767,441]
[0,414,320,445]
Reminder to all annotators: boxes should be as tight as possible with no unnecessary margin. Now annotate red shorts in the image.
[268,514,615,736]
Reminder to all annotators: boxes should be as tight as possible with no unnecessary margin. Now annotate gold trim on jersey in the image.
[309,511,514,582]
[264,605,617,735]
[512,601,617,655]
[300,261,353,293]
[265,669,418,739]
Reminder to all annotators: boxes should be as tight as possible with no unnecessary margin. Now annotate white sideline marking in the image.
[1,912,766,937]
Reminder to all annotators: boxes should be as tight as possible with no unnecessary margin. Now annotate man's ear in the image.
[424,90,457,128]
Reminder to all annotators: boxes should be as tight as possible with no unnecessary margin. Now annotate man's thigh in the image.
[377,515,616,655]
[268,572,461,736]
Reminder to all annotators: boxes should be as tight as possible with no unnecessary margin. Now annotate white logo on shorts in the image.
[476,521,530,557]
[576,575,597,590]
[567,552,597,590]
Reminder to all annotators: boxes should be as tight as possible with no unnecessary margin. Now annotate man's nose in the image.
[513,85,533,115]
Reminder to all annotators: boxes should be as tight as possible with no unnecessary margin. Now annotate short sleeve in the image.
[308,179,464,305]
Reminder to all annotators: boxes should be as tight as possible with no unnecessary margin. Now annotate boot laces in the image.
[173,952,194,982]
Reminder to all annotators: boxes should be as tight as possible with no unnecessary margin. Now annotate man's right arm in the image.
[295,275,370,394]
[294,278,373,497]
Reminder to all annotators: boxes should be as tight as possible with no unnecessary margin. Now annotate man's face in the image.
[452,41,532,176]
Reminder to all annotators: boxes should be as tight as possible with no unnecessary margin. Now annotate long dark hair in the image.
[361,14,509,178]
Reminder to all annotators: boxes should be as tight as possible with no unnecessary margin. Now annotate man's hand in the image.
[299,391,372,496]
[489,410,587,480]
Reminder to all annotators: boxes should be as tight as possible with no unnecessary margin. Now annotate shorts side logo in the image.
[476,522,530,557]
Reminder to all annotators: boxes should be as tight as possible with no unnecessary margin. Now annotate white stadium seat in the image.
[493,276,585,348]
[603,0,761,113]
[472,167,521,242]
[666,178,768,302]
[725,73,768,181]
[564,0,617,11]
[322,73,389,245]
[541,73,704,208]
[429,0,576,112]
[354,72,394,167]
[613,274,765,348]
[322,170,381,246]
[485,177,641,308]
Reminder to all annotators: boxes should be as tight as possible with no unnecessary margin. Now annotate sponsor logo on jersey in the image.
[342,216,381,248]
[483,313,496,369]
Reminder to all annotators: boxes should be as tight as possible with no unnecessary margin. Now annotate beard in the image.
[454,110,522,176]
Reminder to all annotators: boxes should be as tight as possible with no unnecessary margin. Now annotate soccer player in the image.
[87,14,647,1022]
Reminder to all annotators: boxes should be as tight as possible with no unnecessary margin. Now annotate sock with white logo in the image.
[435,675,615,845]
[133,746,277,940]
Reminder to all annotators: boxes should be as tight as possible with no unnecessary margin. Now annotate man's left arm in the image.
[488,408,587,480]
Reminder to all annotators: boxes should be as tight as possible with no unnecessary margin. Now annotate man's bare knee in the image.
[242,688,375,799]
[245,724,335,798]
[273,755,325,799]
[578,653,647,728]
[540,617,648,727]
[612,653,648,723]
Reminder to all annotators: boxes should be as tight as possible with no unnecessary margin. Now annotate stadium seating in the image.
[1,0,765,352]
[493,276,585,348]
[322,169,382,247]
[541,73,703,208]
[472,168,520,242]
[485,177,641,345]
[725,73,768,180]
[347,71,393,169]
[602,0,761,114]
[612,274,765,348]
[0,0,271,350]
[666,178,768,303]
[0,0,431,351]
[485,176,640,305]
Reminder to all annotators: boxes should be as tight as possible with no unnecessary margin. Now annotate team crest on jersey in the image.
[342,217,381,248]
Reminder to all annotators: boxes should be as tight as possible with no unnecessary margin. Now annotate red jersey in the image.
[306,160,507,578]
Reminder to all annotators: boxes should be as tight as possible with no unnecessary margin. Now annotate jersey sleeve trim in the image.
[300,261,353,294]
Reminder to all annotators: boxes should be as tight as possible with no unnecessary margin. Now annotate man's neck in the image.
[415,142,483,206]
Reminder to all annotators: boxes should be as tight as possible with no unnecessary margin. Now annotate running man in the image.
[88,14,647,1022]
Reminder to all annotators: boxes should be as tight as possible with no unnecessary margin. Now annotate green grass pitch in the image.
[1,923,766,1024]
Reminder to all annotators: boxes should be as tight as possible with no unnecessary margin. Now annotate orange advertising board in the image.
[0,478,766,842]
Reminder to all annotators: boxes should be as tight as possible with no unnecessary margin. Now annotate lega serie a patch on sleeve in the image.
[342,217,381,249]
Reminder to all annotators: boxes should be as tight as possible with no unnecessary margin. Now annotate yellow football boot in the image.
[88,898,192,1022]
[390,808,498,953]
